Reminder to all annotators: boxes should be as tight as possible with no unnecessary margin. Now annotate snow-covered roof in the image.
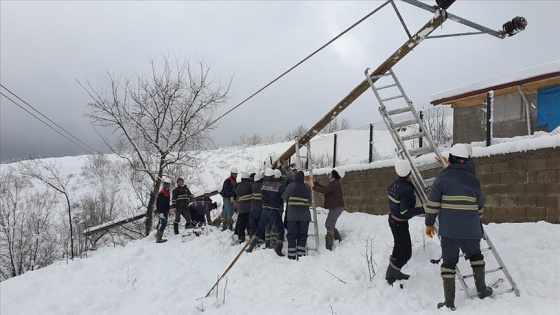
[431,60,560,106]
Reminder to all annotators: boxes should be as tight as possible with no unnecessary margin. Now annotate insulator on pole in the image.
[502,16,527,37]
[435,0,455,10]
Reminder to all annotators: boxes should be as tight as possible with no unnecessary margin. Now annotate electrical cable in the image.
[0,91,96,155]
[0,84,98,153]
[208,0,391,126]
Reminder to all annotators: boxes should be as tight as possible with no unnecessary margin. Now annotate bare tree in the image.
[0,167,58,280]
[79,55,230,235]
[285,124,308,141]
[322,117,351,134]
[19,158,76,259]
[419,103,453,148]
[232,134,263,146]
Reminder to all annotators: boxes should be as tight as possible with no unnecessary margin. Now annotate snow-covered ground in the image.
[1,127,559,315]
[1,209,559,315]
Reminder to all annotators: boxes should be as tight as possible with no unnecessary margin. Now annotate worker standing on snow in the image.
[234,172,253,243]
[155,181,171,243]
[220,167,238,231]
[385,159,424,285]
[171,177,195,235]
[425,144,492,311]
[248,172,264,240]
[307,168,345,251]
[246,167,286,256]
[283,171,312,260]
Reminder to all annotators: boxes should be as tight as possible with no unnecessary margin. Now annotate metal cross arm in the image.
[401,0,527,39]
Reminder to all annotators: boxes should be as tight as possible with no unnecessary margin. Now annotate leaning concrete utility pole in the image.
[274,9,447,166]
[273,0,526,167]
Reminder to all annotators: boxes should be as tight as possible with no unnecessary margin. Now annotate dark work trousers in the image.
[236,212,250,242]
[189,207,206,225]
[441,237,484,270]
[248,211,261,236]
[388,216,412,269]
[255,208,285,241]
[286,221,310,260]
[157,213,168,232]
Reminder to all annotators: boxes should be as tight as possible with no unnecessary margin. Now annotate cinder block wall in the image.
[313,147,559,224]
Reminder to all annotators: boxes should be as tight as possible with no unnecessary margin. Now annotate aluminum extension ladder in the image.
[364,67,520,298]
[294,137,320,253]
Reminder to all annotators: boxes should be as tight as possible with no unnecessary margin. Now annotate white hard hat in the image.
[274,169,282,178]
[449,144,469,159]
[264,167,274,177]
[241,172,251,179]
[464,143,473,157]
[332,168,345,179]
[230,167,238,173]
[395,160,411,177]
[254,173,264,182]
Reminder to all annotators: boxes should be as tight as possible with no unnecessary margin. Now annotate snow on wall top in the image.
[430,60,560,103]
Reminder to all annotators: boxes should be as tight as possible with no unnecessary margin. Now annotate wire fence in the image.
[304,105,454,168]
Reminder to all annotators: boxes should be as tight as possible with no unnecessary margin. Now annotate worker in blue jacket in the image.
[425,144,492,311]
[385,159,424,285]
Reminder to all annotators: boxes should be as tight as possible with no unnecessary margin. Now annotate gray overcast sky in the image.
[1,1,559,162]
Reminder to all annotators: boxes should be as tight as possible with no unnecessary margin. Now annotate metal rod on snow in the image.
[203,235,257,298]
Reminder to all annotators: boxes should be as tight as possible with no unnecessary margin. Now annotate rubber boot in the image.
[334,228,342,242]
[173,223,179,235]
[222,219,229,232]
[385,263,409,285]
[245,237,260,253]
[228,219,234,231]
[437,278,456,311]
[274,240,285,257]
[473,266,493,299]
[325,233,334,251]
[156,230,167,243]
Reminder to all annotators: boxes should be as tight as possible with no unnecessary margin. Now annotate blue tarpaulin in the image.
[537,85,560,131]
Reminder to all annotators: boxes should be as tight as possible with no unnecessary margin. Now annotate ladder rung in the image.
[459,247,492,258]
[409,146,433,156]
[375,83,398,90]
[393,119,418,128]
[461,267,503,279]
[381,95,404,102]
[416,160,445,171]
[401,132,425,141]
[387,107,412,115]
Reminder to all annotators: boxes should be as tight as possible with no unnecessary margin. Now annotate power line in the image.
[209,0,391,126]
[1,84,98,153]
[0,89,96,155]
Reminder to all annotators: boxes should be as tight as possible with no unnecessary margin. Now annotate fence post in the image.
[486,91,494,147]
[333,133,337,168]
[369,124,374,163]
[419,111,424,148]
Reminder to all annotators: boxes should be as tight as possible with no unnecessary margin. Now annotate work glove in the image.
[230,197,235,204]
[425,226,436,238]
[159,213,164,219]
[305,176,314,186]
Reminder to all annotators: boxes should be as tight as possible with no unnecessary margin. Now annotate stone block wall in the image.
[312,147,559,224]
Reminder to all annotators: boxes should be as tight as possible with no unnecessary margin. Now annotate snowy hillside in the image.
[1,127,560,315]
[1,210,559,315]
